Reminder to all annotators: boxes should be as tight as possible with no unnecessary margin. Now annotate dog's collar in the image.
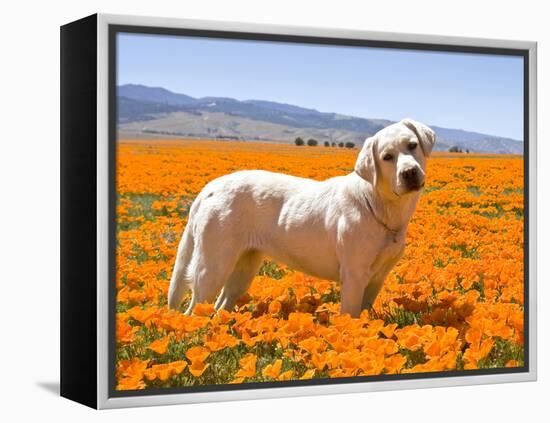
[363,194,401,243]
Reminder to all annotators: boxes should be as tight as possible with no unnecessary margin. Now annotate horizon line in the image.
[117,83,524,143]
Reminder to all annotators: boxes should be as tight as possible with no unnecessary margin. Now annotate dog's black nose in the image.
[401,167,418,181]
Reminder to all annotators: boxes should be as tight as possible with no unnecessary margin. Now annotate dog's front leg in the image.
[340,269,373,318]
[362,248,404,310]
[361,277,385,311]
[337,232,377,318]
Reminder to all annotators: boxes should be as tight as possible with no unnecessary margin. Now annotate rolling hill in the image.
[117,84,523,154]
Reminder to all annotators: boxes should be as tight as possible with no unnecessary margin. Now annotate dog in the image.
[167,118,435,318]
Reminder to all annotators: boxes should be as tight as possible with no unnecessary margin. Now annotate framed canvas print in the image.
[60,13,537,409]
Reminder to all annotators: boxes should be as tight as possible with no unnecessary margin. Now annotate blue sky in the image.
[117,33,524,140]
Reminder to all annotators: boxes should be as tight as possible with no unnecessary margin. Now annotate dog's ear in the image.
[354,136,378,185]
[401,118,436,157]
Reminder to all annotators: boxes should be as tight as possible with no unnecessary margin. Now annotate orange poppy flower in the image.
[188,360,210,378]
[235,354,257,379]
[193,302,216,317]
[147,336,171,355]
[262,359,282,379]
[300,369,316,380]
[278,370,293,381]
[186,346,210,363]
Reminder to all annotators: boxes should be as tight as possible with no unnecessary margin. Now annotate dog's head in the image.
[354,118,436,197]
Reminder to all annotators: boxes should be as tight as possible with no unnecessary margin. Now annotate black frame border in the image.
[107,23,530,399]
[60,14,98,409]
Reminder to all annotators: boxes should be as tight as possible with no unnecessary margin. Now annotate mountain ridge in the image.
[117,84,523,154]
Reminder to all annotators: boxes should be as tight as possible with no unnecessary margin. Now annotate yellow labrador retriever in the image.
[168,118,435,317]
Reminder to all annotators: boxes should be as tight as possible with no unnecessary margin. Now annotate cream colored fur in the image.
[168,118,435,317]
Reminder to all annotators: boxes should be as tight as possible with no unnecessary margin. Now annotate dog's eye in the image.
[408,142,418,151]
[382,153,393,161]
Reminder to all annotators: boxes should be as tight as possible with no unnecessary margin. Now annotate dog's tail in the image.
[167,222,195,310]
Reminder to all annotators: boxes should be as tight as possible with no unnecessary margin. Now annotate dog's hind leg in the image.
[168,193,205,311]
[167,225,195,310]
[183,239,245,315]
[214,250,263,311]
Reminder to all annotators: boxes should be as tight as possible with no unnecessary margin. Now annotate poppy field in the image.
[115,139,525,391]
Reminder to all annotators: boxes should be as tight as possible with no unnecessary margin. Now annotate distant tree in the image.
[465,149,470,153]
[338,142,344,148]
[324,141,330,147]
[294,137,305,146]
[307,138,318,146]
[449,146,463,153]
[345,142,355,149]
[331,142,336,147]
